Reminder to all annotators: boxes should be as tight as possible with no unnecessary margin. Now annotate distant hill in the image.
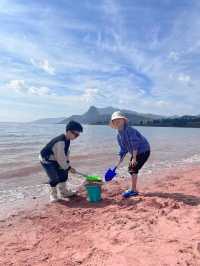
[146,115,200,128]
[31,106,200,128]
[59,106,165,125]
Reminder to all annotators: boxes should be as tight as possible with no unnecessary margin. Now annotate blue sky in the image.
[0,0,200,121]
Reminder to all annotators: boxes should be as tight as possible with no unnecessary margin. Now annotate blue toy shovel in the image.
[105,167,117,182]
[104,158,124,182]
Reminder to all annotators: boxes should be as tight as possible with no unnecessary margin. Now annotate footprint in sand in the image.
[166,215,179,223]
[82,248,110,266]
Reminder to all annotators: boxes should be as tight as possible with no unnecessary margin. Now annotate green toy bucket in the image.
[85,183,102,202]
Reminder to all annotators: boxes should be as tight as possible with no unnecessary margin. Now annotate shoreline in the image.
[1,165,200,265]
[0,161,199,220]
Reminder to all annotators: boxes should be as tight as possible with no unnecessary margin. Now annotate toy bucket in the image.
[85,183,102,202]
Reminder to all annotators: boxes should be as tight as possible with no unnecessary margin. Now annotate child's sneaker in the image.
[49,186,59,203]
[58,182,77,198]
[122,190,139,198]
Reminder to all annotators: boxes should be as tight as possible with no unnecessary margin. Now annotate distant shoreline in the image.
[86,123,200,128]
[24,122,200,128]
[1,121,200,129]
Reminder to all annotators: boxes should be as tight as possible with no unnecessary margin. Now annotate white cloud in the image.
[80,80,108,103]
[28,86,55,96]
[6,80,27,93]
[168,51,179,62]
[5,80,54,96]
[30,58,55,75]
[82,87,99,103]
[178,73,191,83]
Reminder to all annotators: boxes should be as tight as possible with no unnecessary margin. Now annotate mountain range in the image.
[32,106,164,125]
[32,106,200,128]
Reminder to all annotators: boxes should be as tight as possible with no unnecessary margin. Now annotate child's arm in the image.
[126,128,140,166]
[127,128,140,153]
[52,141,71,171]
[66,149,76,173]
[130,150,138,166]
[117,134,128,160]
[116,153,126,169]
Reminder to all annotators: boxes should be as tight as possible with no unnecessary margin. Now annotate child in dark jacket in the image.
[39,120,83,202]
[110,111,150,198]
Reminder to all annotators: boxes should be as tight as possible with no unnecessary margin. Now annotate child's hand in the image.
[130,158,137,167]
[69,167,76,174]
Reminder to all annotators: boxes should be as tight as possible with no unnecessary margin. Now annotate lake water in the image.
[0,123,200,217]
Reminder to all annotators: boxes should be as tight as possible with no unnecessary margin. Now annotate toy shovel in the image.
[104,157,124,182]
[76,171,102,182]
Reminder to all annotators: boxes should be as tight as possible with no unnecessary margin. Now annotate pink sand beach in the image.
[1,165,200,266]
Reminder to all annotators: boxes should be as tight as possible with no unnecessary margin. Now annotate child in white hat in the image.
[110,111,150,198]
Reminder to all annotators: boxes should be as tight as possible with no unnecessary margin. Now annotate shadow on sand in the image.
[143,192,200,206]
[56,190,200,209]
[57,194,143,209]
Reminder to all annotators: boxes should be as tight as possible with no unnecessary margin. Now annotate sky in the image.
[0,0,200,121]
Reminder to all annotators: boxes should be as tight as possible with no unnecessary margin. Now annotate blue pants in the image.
[40,161,68,187]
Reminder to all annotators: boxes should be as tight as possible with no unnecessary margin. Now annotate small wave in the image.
[0,184,47,204]
[182,154,200,163]
[117,155,200,178]
[0,141,43,147]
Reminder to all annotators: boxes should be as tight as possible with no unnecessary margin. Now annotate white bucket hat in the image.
[110,111,128,127]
